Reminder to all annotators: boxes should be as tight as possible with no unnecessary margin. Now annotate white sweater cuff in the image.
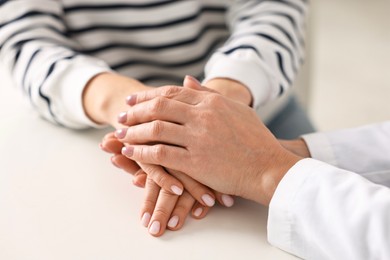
[203,51,275,108]
[58,56,112,129]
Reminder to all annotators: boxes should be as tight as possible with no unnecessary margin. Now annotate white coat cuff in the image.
[267,158,323,255]
[301,133,338,166]
[203,52,273,108]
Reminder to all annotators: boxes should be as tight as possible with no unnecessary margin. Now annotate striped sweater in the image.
[0,0,308,129]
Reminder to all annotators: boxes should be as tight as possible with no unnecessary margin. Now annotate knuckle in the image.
[144,165,160,177]
[150,120,164,138]
[152,208,171,219]
[150,96,167,114]
[173,203,192,216]
[161,86,180,97]
[143,197,157,211]
[137,146,146,162]
[154,170,169,188]
[186,182,208,197]
[152,145,167,162]
[145,176,155,186]
[206,93,223,105]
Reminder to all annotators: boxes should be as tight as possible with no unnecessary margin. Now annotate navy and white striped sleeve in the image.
[203,0,308,109]
[0,1,111,129]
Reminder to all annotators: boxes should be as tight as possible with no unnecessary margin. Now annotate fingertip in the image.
[201,194,216,207]
[221,194,235,207]
[183,75,202,90]
[122,146,134,157]
[132,177,145,188]
[126,95,137,106]
[141,212,151,227]
[167,215,180,230]
[103,132,116,141]
[134,172,147,187]
[99,142,110,153]
[170,185,183,196]
[192,205,209,219]
[118,111,127,124]
[148,220,162,236]
[115,128,127,139]
[110,156,121,169]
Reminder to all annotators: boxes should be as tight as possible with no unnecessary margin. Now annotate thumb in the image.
[183,75,202,90]
[183,75,219,94]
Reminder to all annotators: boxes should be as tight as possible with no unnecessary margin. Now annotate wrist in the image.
[82,73,149,127]
[246,149,302,206]
[204,78,252,106]
[279,139,311,158]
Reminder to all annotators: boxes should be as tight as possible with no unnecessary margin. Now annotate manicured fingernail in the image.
[122,146,134,157]
[141,212,151,227]
[193,207,203,217]
[167,216,179,228]
[222,194,234,207]
[118,112,127,123]
[201,194,215,207]
[171,185,183,196]
[186,75,201,85]
[126,95,137,106]
[149,221,160,235]
[115,128,127,139]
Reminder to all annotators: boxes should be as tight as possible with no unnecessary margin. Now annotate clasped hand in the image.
[100,76,303,237]
[100,76,237,237]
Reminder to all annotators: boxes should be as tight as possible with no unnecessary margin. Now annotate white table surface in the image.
[0,68,297,260]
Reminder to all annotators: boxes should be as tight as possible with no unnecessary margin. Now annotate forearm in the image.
[0,1,114,129]
[205,77,252,106]
[250,148,302,206]
[83,73,150,128]
[279,138,311,158]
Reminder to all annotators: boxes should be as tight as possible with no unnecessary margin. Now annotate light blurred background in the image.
[309,0,390,131]
[1,0,389,132]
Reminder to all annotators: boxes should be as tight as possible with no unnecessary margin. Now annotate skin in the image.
[84,73,250,236]
[117,80,306,206]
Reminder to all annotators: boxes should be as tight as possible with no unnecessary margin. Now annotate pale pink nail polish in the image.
[122,146,134,157]
[201,194,215,207]
[171,185,183,196]
[141,212,151,227]
[193,207,203,217]
[222,194,234,207]
[149,221,160,235]
[168,216,179,228]
[126,95,137,106]
[115,128,127,139]
[118,112,127,123]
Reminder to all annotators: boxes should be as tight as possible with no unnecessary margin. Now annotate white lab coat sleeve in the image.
[268,158,390,260]
[302,121,390,187]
